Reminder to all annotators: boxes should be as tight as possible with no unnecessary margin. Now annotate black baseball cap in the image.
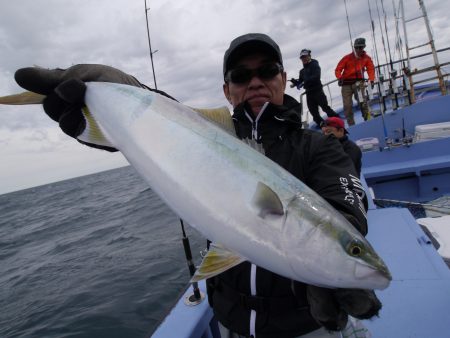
[223,33,283,78]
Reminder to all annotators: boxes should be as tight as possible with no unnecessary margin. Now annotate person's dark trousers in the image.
[306,89,339,126]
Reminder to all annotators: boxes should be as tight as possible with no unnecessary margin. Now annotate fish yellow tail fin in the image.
[0,91,45,105]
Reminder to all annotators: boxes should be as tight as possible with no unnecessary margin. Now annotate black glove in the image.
[306,285,382,331]
[306,285,348,331]
[338,79,344,86]
[289,78,298,88]
[370,81,375,89]
[14,64,175,151]
[333,288,382,320]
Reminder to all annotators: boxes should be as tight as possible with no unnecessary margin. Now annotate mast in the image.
[144,0,158,90]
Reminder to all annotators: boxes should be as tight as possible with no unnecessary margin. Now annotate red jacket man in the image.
[335,38,375,125]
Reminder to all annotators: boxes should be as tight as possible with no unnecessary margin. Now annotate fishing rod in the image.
[343,0,354,51]
[179,219,202,303]
[343,0,368,117]
[144,0,158,90]
[368,0,388,140]
[381,0,400,109]
[375,0,390,78]
[374,198,450,215]
[392,0,413,105]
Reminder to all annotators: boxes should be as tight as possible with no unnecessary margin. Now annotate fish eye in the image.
[347,240,363,257]
[350,245,362,256]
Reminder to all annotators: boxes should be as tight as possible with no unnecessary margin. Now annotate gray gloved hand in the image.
[14,64,175,151]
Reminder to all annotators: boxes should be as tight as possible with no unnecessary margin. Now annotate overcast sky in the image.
[1,0,449,194]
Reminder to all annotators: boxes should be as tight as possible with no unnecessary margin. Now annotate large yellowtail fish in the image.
[0,83,391,289]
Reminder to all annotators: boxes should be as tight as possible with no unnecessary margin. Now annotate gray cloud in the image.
[0,0,449,193]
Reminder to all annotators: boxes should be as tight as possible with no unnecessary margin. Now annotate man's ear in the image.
[281,71,287,90]
[223,83,232,104]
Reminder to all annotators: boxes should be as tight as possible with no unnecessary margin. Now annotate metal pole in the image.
[144,0,158,90]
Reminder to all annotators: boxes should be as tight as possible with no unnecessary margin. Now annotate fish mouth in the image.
[354,260,392,290]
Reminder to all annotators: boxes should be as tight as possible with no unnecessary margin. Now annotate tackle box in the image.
[355,137,380,152]
[414,121,450,142]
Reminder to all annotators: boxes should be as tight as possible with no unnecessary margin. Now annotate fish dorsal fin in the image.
[252,182,284,218]
[0,91,45,105]
[191,106,236,136]
[190,243,245,282]
[77,106,116,149]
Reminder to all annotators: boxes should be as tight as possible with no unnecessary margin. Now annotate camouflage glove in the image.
[14,64,174,151]
[306,285,382,331]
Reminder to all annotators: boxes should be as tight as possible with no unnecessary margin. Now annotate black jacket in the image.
[207,95,367,338]
[339,135,362,177]
[298,59,323,92]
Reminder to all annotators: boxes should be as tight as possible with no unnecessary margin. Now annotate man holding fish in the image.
[8,33,388,338]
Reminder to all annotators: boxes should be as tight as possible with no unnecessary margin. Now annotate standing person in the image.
[14,33,380,338]
[290,49,338,127]
[335,38,375,126]
[321,117,362,176]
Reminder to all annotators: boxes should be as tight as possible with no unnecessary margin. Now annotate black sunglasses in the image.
[355,46,365,50]
[226,63,283,84]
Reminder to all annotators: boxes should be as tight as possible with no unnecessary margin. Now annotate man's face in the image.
[322,125,345,138]
[355,46,365,57]
[300,55,311,64]
[223,53,286,117]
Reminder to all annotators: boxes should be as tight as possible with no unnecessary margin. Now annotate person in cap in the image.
[321,117,362,176]
[290,49,339,127]
[335,38,375,126]
[13,33,379,338]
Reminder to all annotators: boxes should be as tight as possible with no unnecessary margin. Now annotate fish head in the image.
[282,196,392,290]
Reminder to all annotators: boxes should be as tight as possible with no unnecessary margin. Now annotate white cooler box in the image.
[414,121,450,142]
[356,137,380,152]
[416,215,450,267]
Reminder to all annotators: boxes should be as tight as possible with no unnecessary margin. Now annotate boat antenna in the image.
[144,0,158,90]
[179,219,202,303]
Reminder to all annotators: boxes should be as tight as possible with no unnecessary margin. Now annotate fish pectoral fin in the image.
[251,181,285,218]
[191,106,236,136]
[190,244,245,282]
[0,91,45,105]
[77,106,116,149]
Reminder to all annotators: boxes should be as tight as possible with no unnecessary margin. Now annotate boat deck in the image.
[151,204,450,338]
[364,207,450,337]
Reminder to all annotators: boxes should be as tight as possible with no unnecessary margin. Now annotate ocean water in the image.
[0,166,206,338]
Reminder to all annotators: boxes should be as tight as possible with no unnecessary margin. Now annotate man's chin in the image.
[248,99,269,115]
